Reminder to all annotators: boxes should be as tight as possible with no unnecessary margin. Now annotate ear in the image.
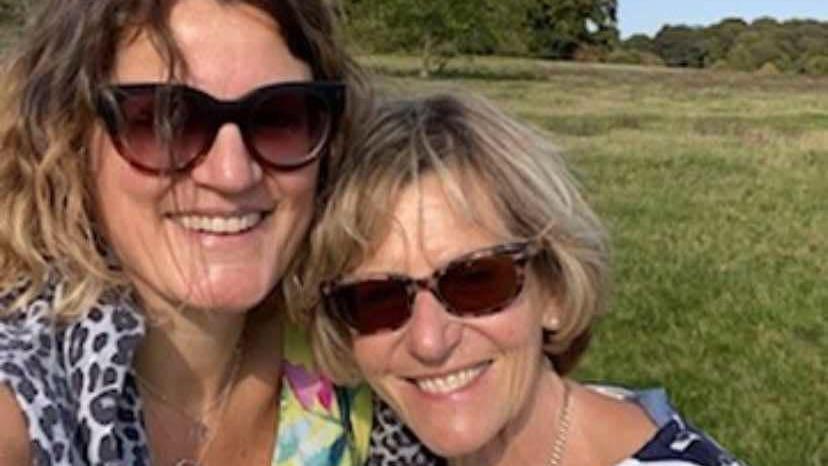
[542,310,560,332]
[540,293,564,333]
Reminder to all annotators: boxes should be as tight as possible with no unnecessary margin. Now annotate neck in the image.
[451,370,570,466]
[134,299,253,414]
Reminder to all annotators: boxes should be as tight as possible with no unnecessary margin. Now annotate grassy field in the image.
[362,55,827,466]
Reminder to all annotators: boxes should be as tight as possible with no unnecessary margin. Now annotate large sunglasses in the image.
[95,81,345,175]
[320,241,540,335]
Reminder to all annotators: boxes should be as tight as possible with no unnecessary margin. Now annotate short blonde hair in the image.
[0,0,368,319]
[290,92,610,384]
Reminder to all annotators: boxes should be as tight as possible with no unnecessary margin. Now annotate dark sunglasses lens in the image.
[249,89,330,168]
[440,254,521,315]
[329,279,411,334]
[114,89,210,172]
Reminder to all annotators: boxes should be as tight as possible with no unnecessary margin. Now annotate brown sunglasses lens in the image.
[248,90,329,168]
[332,279,412,334]
[439,254,521,315]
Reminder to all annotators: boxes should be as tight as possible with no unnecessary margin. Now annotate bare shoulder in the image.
[0,384,31,466]
[573,383,658,464]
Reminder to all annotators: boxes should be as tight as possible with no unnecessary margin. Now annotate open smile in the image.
[410,361,491,395]
[170,211,271,235]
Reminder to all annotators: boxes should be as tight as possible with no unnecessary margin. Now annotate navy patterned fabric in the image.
[368,386,750,466]
[595,385,749,466]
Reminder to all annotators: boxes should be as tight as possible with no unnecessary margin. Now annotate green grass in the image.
[362,55,827,465]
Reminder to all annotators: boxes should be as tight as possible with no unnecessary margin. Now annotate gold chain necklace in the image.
[545,380,573,466]
[134,347,242,466]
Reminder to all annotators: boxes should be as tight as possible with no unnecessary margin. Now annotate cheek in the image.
[272,162,319,196]
[266,164,319,234]
[352,335,413,417]
[352,335,389,378]
[501,329,545,393]
[351,333,405,398]
[263,163,319,258]
[493,296,548,397]
[91,133,169,239]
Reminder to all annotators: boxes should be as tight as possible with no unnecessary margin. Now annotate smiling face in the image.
[349,174,558,457]
[91,0,318,316]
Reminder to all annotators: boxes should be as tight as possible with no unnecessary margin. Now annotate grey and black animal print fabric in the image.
[0,280,150,465]
[367,399,445,466]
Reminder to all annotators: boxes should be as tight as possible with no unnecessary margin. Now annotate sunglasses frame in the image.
[320,241,541,335]
[95,81,345,175]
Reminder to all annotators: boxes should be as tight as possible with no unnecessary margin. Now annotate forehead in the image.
[357,173,512,273]
[111,0,311,96]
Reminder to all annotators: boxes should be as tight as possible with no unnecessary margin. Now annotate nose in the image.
[189,123,263,192]
[404,291,462,364]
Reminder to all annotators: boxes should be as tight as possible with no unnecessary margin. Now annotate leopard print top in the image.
[367,400,445,466]
[0,281,148,465]
[0,279,442,466]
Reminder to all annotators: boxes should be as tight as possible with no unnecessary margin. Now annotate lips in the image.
[171,211,266,234]
[413,362,490,395]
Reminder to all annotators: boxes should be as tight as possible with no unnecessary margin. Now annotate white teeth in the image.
[175,212,263,234]
[415,364,486,395]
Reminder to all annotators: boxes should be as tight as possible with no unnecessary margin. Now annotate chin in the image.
[423,438,485,460]
[408,422,490,459]
[176,276,276,314]
[196,291,271,315]
[188,297,265,315]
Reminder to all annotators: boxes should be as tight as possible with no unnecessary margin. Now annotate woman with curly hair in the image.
[0,1,437,465]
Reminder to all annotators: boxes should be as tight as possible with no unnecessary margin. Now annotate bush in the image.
[709,59,731,70]
[606,49,664,66]
[801,54,828,75]
[573,44,609,63]
[606,49,636,64]
[755,61,781,75]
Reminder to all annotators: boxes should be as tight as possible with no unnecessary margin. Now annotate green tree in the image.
[703,18,748,66]
[653,25,708,67]
[724,30,792,72]
[342,0,528,76]
[623,33,655,54]
[525,0,618,59]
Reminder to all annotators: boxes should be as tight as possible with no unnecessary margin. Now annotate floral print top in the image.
[274,324,372,466]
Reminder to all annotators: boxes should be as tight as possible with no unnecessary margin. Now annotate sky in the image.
[618,0,828,38]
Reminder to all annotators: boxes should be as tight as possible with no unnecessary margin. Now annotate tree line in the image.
[341,0,828,77]
[621,17,828,75]
[4,1,827,77]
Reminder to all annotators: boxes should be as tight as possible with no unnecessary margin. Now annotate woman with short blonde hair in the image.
[297,92,749,466]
